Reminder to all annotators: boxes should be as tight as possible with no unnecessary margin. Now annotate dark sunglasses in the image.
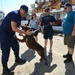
[64,7,67,9]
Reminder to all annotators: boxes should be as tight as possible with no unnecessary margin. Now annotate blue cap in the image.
[20,5,28,13]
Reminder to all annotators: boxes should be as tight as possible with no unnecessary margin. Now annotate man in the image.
[62,2,75,63]
[0,5,32,75]
[41,8,56,53]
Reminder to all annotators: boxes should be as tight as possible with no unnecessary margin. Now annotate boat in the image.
[30,0,75,32]
[0,11,5,24]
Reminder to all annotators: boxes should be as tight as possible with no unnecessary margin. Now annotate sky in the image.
[0,0,35,15]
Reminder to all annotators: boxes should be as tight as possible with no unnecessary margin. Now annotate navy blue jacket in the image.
[0,10,21,42]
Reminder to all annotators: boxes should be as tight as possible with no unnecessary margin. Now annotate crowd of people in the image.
[0,2,75,75]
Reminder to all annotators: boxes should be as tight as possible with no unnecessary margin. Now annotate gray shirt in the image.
[30,18,39,29]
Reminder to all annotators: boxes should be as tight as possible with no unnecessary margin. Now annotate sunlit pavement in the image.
[0,32,75,75]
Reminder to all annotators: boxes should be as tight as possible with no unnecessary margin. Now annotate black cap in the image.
[20,5,28,13]
[65,2,72,7]
[45,8,50,12]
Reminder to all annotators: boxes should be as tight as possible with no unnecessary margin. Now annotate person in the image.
[0,5,32,75]
[40,8,56,53]
[62,2,75,63]
[29,13,40,41]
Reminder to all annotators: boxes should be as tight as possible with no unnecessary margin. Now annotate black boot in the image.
[64,54,73,63]
[63,52,69,58]
[2,66,14,75]
[15,57,26,64]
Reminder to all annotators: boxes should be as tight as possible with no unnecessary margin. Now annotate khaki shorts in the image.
[64,35,75,48]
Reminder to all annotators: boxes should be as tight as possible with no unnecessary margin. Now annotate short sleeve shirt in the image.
[0,10,21,42]
[62,10,75,34]
[30,18,39,29]
[41,15,56,30]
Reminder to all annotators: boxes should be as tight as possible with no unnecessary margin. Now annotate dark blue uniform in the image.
[0,10,21,67]
[41,15,56,39]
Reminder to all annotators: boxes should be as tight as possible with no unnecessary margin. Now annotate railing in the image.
[34,0,75,13]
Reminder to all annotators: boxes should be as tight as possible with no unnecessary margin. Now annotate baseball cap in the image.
[65,2,72,7]
[20,5,28,13]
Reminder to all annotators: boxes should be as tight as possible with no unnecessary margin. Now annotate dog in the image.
[16,26,48,65]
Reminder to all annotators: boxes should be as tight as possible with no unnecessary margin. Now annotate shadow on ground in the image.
[9,49,35,71]
[9,49,57,75]
[65,61,75,75]
[9,60,26,71]
[21,49,36,62]
[30,52,57,75]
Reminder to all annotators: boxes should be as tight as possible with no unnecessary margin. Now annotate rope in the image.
[32,24,50,33]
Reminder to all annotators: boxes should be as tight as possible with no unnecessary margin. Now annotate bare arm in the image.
[11,21,32,35]
[72,24,75,36]
[37,18,40,25]
[11,21,26,34]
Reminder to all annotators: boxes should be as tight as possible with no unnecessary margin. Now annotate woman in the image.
[29,13,40,41]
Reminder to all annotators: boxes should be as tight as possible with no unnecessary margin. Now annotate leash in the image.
[32,28,40,33]
[32,24,50,33]
[42,24,50,28]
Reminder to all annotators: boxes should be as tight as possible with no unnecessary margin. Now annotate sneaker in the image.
[2,68,14,75]
[15,58,26,64]
[63,53,69,58]
[50,48,52,53]
[64,57,73,63]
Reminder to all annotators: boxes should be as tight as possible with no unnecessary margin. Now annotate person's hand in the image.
[40,27,43,33]
[72,30,75,36]
[50,22,53,25]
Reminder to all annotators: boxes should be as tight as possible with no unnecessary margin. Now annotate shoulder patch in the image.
[13,10,18,14]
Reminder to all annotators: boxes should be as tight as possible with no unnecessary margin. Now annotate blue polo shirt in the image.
[0,10,21,42]
[62,10,75,34]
